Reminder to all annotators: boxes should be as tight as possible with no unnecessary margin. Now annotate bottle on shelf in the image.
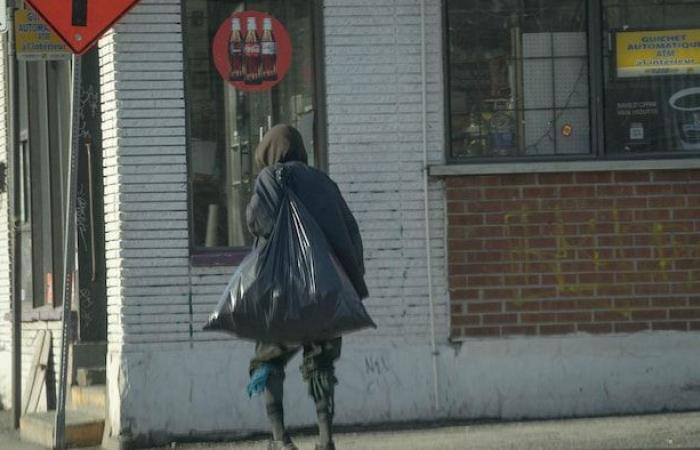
[464,110,485,156]
[261,17,277,81]
[243,17,262,85]
[229,16,244,81]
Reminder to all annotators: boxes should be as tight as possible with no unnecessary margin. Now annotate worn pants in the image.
[252,338,341,444]
[249,337,342,382]
[250,337,341,416]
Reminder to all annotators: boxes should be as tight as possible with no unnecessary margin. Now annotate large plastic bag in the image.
[203,188,376,343]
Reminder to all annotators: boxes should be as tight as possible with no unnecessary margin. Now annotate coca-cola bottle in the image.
[261,17,277,81]
[243,17,262,85]
[229,17,244,81]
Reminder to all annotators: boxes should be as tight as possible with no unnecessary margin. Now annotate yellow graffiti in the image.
[500,201,697,314]
[651,223,671,281]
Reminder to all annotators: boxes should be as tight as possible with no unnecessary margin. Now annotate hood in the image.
[255,124,308,170]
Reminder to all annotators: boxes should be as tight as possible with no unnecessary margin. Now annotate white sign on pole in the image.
[0,0,8,33]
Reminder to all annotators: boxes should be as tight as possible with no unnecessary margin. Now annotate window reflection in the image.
[183,0,316,249]
[446,0,590,159]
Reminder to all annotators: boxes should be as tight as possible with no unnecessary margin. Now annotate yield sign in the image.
[24,0,142,54]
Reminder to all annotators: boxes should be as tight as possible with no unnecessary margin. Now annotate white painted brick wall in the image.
[191,266,234,344]
[98,0,450,352]
[0,1,450,408]
[324,0,449,343]
[98,0,191,348]
[42,2,700,442]
[0,33,11,407]
[188,0,450,346]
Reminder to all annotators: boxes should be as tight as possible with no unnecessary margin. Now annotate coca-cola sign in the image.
[212,11,292,92]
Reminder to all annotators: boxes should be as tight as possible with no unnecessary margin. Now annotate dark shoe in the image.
[267,439,298,450]
[315,442,336,450]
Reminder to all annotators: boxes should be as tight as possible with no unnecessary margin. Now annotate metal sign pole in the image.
[53,52,81,450]
[6,0,22,430]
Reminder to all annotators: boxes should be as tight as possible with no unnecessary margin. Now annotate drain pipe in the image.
[420,0,440,412]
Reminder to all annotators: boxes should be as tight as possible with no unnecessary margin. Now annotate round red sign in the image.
[212,11,292,93]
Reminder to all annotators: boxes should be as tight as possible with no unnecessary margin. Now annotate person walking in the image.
[245,124,368,450]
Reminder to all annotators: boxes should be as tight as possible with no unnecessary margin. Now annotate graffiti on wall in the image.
[501,204,699,315]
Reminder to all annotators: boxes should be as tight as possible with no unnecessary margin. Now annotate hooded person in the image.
[245,124,367,450]
[247,124,368,299]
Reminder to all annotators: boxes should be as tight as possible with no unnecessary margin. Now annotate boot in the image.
[264,371,294,447]
[309,370,337,450]
[267,438,299,450]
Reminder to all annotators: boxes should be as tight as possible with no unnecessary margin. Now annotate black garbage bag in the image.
[203,188,376,343]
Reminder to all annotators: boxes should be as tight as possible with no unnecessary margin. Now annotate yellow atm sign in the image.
[616,29,700,78]
[15,9,70,61]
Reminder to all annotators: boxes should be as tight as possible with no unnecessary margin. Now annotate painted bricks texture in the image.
[325,0,450,342]
[98,0,191,349]
[97,0,194,440]
[96,0,451,441]
[447,170,700,339]
[34,0,700,444]
[0,34,11,407]
[96,0,450,349]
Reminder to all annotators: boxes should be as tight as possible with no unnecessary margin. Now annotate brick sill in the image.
[190,249,247,267]
[430,158,700,177]
[448,329,699,342]
[3,305,75,322]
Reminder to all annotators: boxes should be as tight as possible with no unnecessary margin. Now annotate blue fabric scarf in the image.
[246,363,273,398]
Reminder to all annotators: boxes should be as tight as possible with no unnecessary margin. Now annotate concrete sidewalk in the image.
[157,412,700,450]
[0,411,102,450]
[2,410,699,449]
[0,410,48,450]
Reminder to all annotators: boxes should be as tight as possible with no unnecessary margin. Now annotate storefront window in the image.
[183,0,318,250]
[446,0,590,159]
[603,0,700,154]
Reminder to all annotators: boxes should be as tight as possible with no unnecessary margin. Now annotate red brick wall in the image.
[447,170,700,338]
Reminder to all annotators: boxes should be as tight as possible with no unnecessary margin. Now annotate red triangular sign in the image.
[24,0,142,54]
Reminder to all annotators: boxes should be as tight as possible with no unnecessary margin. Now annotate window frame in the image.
[181,0,328,266]
[442,0,700,165]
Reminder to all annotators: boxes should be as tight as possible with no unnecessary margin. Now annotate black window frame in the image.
[181,0,328,266]
[443,0,700,165]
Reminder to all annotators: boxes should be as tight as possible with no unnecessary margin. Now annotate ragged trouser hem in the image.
[250,337,341,409]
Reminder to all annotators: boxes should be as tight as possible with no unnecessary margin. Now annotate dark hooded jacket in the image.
[246,125,369,299]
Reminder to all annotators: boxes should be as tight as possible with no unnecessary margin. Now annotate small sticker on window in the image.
[561,123,573,137]
[630,122,644,140]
